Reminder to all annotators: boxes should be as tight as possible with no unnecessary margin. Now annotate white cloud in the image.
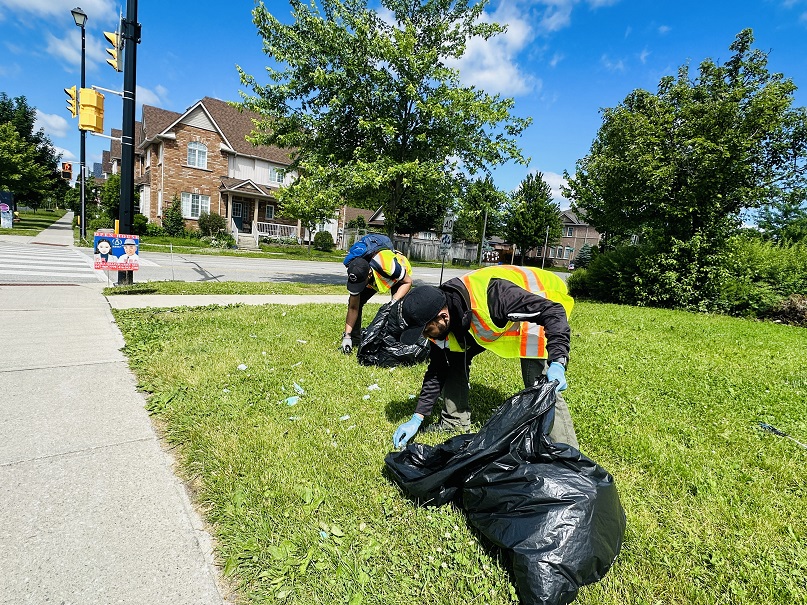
[449,1,538,96]
[600,54,625,72]
[35,110,70,139]
[549,52,564,67]
[639,48,650,64]
[136,85,167,110]
[54,146,75,161]
[658,25,671,35]
[0,0,116,21]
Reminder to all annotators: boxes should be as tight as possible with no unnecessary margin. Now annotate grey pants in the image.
[440,356,579,449]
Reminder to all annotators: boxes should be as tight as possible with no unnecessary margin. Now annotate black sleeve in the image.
[486,278,571,362]
[413,344,450,418]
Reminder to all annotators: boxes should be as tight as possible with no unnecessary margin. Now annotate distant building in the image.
[536,209,602,268]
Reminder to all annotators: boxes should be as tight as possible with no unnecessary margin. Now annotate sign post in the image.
[439,211,455,285]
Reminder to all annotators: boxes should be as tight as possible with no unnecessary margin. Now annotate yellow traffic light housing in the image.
[103,31,123,72]
[65,86,78,118]
[78,88,104,134]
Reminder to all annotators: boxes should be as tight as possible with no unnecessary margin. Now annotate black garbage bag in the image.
[385,381,626,605]
[357,300,430,367]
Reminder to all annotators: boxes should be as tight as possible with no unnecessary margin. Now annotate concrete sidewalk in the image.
[0,213,231,604]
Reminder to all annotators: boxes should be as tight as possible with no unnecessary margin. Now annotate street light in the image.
[71,6,87,240]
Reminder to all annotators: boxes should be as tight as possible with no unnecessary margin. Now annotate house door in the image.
[233,202,243,230]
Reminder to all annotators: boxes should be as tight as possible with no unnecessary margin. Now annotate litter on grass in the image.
[367,383,381,391]
[362,395,371,400]
[297,339,308,344]
[294,382,305,395]
[284,396,299,406]
[237,364,247,371]
[291,361,302,368]
[289,416,301,421]
[222,388,230,393]
[339,415,351,421]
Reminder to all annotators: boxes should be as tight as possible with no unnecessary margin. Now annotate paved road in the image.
[69,246,476,287]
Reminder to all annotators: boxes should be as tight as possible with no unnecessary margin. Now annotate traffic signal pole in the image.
[117,0,140,286]
[79,21,87,241]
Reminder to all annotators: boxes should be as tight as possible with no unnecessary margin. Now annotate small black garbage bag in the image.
[357,300,430,367]
[385,381,626,605]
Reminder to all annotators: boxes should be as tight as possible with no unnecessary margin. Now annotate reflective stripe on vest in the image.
[458,265,573,359]
[371,250,411,294]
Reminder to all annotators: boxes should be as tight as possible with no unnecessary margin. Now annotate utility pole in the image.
[117,0,140,285]
[70,7,88,240]
[541,225,549,269]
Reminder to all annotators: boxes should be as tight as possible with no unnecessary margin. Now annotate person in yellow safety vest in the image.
[341,249,413,354]
[392,265,577,449]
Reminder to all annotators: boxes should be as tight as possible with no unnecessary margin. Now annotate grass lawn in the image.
[0,209,66,235]
[111,298,806,605]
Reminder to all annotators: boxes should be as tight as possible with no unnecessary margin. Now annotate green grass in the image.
[111,299,807,605]
[104,281,346,296]
[0,209,66,234]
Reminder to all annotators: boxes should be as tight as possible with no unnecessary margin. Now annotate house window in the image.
[269,167,284,184]
[557,246,564,258]
[181,192,210,219]
[564,247,573,259]
[548,247,555,258]
[187,141,208,169]
[265,205,275,220]
[566,226,573,237]
[233,202,242,218]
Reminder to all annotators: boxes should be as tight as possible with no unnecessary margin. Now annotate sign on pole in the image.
[442,212,455,234]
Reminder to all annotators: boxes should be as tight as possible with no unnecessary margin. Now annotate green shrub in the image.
[146,223,166,237]
[132,213,148,236]
[565,268,591,298]
[313,230,335,251]
[88,216,113,232]
[162,195,185,237]
[582,245,642,305]
[198,211,227,236]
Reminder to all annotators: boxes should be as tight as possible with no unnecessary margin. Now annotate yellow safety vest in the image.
[442,265,573,358]
[370,249,411,294]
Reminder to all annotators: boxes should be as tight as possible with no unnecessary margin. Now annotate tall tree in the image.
[0,122,50,203]
[238,0,531,237]
[504,172,562,264]
[563,29,807,248]
[277,168,342,252]
[454,176,508,260]
[0,93,64,208]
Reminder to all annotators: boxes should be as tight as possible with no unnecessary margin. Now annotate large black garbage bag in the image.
[385,382,626,605]
[357,300,430,367]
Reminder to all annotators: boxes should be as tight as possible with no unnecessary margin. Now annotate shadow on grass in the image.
[384,381,514,425]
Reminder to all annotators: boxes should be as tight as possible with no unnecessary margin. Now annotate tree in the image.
[0,93,64,208]
[163,194,185,237]
[757,188,807,243]
[100,173,122,220]
[504,172,562,264]
[574,243,594,269]
[238,0,531,237]
[0,122,50,203]
[277,169,342,252]
[454,176,508,261]
[564,29,807,249]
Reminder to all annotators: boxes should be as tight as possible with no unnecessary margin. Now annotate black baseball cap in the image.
[400,286,447,345]
[346,257,371,295]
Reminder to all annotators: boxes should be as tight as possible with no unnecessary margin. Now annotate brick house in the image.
[536,209,602,268]
[129,97,298,246]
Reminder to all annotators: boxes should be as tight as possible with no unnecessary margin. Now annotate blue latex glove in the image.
[393,414,423,448]
[546,362,567,392]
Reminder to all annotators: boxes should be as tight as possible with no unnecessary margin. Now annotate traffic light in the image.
[65,86,78,118]
[79,88,104,134]
[61,162,73,180]
[103,30,123,72]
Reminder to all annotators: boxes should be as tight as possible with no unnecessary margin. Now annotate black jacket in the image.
[414,277,571,418]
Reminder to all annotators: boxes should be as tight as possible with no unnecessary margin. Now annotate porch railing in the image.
[230,217,238,241]
[255,221,298,243]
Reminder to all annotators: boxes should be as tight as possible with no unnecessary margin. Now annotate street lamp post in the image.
[71,6,87,241]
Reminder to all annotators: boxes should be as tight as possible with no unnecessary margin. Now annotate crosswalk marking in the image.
[0,242,103,283]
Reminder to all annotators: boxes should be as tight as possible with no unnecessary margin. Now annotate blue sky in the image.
[2,0,807,209]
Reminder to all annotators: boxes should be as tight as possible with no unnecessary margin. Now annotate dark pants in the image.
[440,354,579,448]
[350,282,406,345]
